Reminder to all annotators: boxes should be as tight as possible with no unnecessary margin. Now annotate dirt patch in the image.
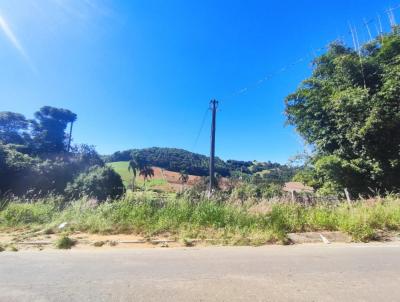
[0,230,183,251]
[136,167,202,192]
[3,229,398,251]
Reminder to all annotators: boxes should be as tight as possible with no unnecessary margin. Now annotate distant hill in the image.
[107,161,202,192]
[104,147,297,182]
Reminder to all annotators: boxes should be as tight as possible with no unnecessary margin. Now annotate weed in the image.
[183,238,194,247]
[44,228,55,235]
[55,235,76,249]
[9,245,18,252]
[1,196,400,243]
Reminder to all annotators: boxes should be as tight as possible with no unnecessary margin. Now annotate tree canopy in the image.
[32,106,77,154]
[286,30,400,196]
[0,107,122,199]
[0,112,30,145]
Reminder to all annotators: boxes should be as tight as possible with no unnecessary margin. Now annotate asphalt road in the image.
[1,243,400,302]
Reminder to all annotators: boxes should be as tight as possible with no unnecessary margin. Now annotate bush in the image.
[65,166,124,201]
[55,235,76,249]
[0,202,55,226]
[0,143,105,197]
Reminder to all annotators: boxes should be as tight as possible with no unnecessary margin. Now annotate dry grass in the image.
[1,194,400,244]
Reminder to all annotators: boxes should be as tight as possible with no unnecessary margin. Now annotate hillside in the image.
[107,161,202,192]
[104,147,297,181]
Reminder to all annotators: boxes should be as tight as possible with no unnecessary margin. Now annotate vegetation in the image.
[0,106,123,200]
[1,30,400,249]
[128,157,140,190]
[65,166,124,201]
[107,161,166,190]
[179,171,189,190]
[105,147,296,181]
[286,30,400,196]
[1,193,400,243]
[107,161,132,188]
[55,235,76,249]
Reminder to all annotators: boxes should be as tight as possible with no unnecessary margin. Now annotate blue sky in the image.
[0,0,396,163]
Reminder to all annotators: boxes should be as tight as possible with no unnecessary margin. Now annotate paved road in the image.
[1,243,400,302]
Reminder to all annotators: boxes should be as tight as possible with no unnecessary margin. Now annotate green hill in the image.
[107,161,167,189]
[104,147,297,182]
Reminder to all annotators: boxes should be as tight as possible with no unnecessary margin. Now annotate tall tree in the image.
[0,112,30,145]
[285,32,400,195]
[32,106,77,154]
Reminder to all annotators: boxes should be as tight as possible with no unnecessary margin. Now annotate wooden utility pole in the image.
[208,99,218,195]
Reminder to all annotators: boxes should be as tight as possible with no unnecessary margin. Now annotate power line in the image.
[220,50,323,102]
[218,3,400,102]
[191,106,210,152]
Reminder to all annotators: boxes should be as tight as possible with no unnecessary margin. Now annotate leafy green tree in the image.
[0,112,30,145]
[0,141,105,197]
[65,166,124,201]
[0,144,35,195]
[285,32,400,195]
[72,144,104,169]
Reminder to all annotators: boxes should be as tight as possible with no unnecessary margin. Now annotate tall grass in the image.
[1,194,400,243]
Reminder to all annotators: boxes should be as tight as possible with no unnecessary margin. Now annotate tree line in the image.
[105,147,296,181]
[0,106,124,200]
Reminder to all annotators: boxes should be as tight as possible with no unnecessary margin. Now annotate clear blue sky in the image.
[0,0,396,163]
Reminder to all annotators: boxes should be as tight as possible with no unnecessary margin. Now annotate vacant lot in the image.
[1,194,400,251]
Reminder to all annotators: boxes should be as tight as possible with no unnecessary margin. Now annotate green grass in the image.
[1,194,400,244]
[107,161,167,189]
[107,161,132,188]
[0,202,56,227]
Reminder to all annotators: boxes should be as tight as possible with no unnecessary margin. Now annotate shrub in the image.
[9,245,18,252]
[0,202,55,226]
[55,235,76,249]
[65,166,124,201]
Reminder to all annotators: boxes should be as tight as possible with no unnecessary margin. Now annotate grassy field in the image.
[107,161,167,189]
[1,193,400,244]
[106,161,132,187]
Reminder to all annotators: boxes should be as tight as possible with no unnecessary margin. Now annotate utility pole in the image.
[208,99,218,196]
